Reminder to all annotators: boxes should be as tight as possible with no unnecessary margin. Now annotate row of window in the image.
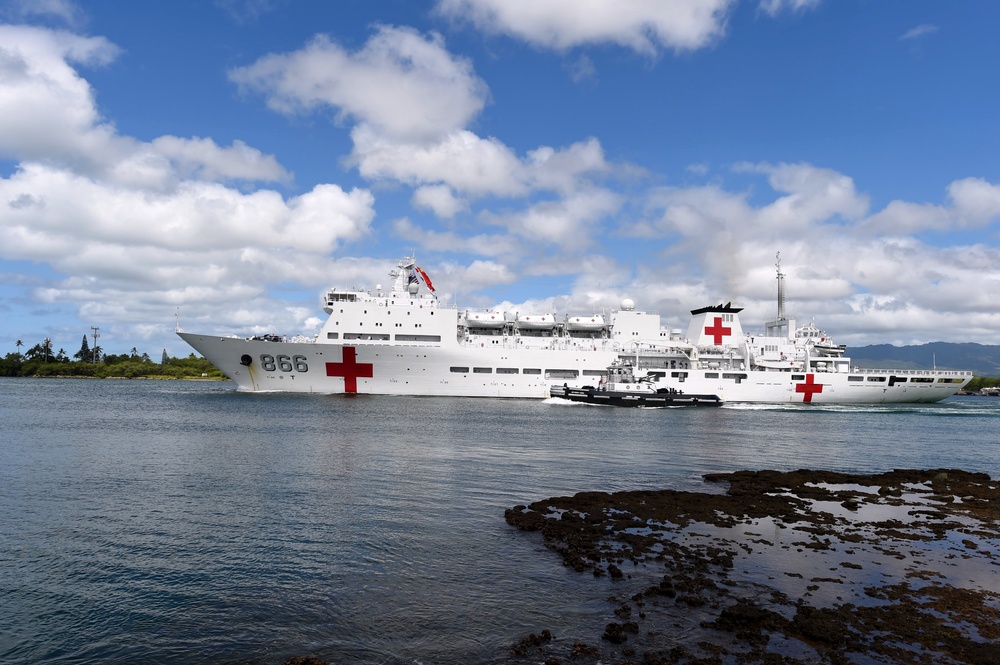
[327,332,443,342]
[704,372,748,380]
[449,367,599,379]
[666,372,957,385]
[333,308,436,315]
[666,371,747,383]
[343,322,426,328]
[839,376,957,384]
[466,328,591,338]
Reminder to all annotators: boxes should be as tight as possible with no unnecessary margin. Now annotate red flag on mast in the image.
[414,266,435,292]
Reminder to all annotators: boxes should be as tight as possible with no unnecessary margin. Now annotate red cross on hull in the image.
[795,374,824,403]
[326,346,374,393]
[704,316,732,345]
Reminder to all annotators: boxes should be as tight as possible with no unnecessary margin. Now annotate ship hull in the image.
[178,333,970,404]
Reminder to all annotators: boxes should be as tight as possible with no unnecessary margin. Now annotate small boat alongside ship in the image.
[177,254,973,404]
[549,360,723,407]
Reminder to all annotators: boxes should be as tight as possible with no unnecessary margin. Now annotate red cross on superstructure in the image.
[326,346,373,393]
[704,316,732,345]
[795,374,824,403]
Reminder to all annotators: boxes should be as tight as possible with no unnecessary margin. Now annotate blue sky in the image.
[1,0,999,359]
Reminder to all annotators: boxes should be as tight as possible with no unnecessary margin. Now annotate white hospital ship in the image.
[177,255,972,403]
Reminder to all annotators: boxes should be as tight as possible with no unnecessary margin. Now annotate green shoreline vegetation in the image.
[2,336,225,380]
[966,376,1000,393]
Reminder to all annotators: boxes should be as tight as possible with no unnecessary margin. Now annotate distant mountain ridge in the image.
[849,342,1000,377]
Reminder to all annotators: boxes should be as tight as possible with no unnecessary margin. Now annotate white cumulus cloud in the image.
[231,25,619,224]
[863,177,1000,234]
[0,25,120,167]
[229,26,489,143]
[0,23,377,339]
[412,184,467,218]
[352,125,526,196]
[150,136,291,184]
[436,0,737,53]
[483,187,624,251]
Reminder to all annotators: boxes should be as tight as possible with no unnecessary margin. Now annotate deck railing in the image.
[851,367,973,377]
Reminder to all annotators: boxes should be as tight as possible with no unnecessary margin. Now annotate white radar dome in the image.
[620,298,635,311]
[408,283,419,294]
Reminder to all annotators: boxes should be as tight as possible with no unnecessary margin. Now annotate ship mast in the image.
[776,251,785,323]
[765,251,793,339]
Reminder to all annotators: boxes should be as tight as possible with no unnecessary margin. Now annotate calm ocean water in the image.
[2,377,998,664]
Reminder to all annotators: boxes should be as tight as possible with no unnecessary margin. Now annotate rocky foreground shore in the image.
[502,469,1000,665]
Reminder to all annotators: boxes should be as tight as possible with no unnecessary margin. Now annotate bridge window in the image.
[473,367,492,374]
[545,369,579,379]
[326,332,339,339]
[497,368,518,374]
[523,368,541,375]
[450,366,469,373]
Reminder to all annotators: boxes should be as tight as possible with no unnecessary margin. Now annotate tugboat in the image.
[549,360,723,407]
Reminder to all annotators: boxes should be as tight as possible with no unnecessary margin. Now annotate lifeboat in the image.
[516,314,556,329]
[811,342,847,356]
[465,310,506,328]
[566,315,606,331]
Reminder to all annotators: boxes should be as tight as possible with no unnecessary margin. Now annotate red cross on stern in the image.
[325,346,374,393]
[795,374,824,403]
[704,316,732,345]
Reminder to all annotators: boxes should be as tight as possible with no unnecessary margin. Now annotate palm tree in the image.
[15,339,23,358]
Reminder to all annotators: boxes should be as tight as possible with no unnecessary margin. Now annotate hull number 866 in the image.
[260,354,309,372]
